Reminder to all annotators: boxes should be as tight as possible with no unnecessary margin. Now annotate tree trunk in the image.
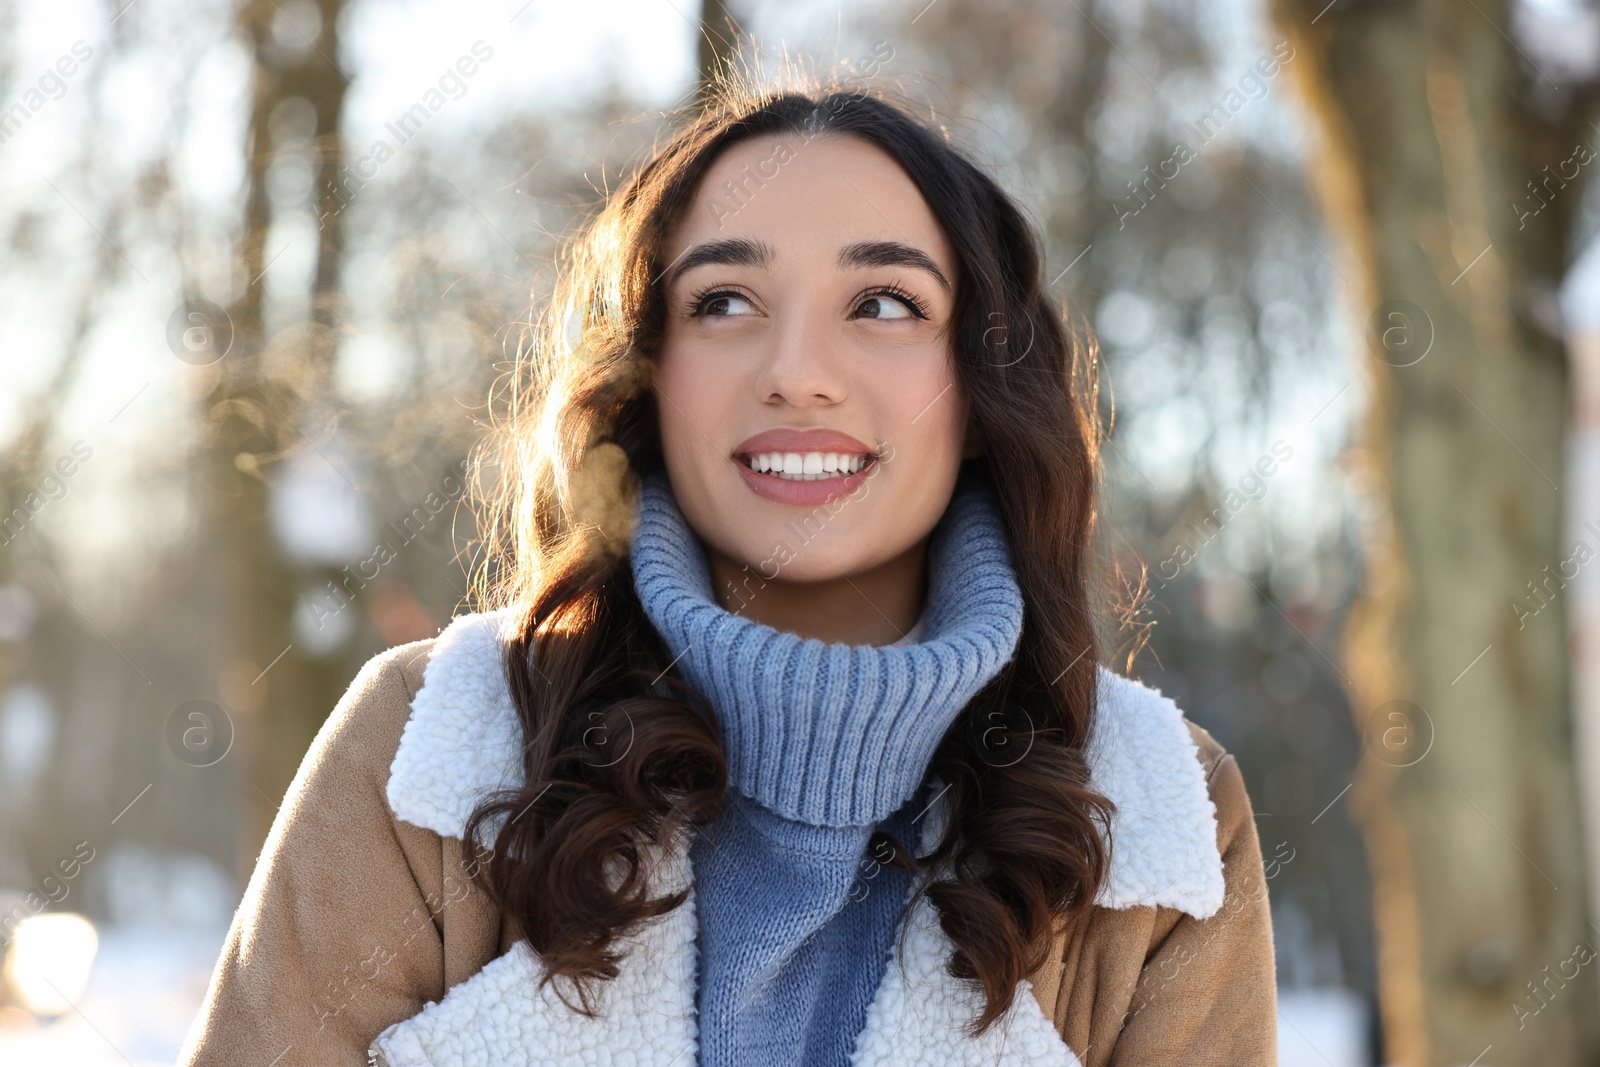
[698,0,740,89]
[208,0,353,873]
[1267,0,1600,1061]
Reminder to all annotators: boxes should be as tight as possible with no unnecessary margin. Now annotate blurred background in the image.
[3,0,1599,1063]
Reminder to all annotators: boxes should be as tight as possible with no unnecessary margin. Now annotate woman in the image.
[180,74,1277,1067]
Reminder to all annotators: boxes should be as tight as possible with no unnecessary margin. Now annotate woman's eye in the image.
[854,293,923,320]
[690,290,757,317]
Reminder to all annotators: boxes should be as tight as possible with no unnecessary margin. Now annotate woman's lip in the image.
[734,454,879,505]
[732,428,877,458]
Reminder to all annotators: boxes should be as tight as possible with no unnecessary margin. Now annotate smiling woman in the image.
[180,69,1277,1067]
[653,134,974,644]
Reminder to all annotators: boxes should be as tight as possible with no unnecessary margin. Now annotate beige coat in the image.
[178,610,1278,1066]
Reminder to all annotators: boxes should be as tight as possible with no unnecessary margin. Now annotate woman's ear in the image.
[961,411,986,459]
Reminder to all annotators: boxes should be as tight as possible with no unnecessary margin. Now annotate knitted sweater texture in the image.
[627,471,1026,1065]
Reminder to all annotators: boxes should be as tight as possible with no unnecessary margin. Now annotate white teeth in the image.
[743,450,872,480]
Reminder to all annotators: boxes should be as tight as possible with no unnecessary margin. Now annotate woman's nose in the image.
[754,304,849,406]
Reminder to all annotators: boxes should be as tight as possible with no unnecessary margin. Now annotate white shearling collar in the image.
[373,609,1225,1067]
[388,609,1225,917]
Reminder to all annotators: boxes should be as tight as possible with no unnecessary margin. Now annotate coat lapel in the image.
[373,610,1224,1066]
[370,839,702,1067]
[370,807,1084,1067]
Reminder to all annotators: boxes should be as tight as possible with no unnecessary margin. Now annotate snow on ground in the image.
[1280,986,1373,1067]
[0,923,226,1067]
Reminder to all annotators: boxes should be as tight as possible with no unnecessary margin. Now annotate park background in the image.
[3,0,1600,1063]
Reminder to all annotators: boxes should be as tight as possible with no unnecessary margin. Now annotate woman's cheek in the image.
[653,350,723,464]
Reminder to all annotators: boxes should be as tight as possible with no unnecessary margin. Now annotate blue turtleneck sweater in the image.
[627,471,1026,1066]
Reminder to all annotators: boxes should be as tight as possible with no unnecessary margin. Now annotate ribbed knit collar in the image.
[628,470,1026,827]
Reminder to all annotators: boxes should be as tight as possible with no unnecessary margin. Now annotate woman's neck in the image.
[704,535,930,646]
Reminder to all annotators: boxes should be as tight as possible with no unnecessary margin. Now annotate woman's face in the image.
[653,133,974,587]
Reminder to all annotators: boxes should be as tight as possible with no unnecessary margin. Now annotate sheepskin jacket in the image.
[178,610,1279,1067]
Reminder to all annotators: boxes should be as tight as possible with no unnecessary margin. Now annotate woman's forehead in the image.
[663,135,956,281]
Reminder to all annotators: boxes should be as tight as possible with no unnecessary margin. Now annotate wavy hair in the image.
[461,64,1117,1037]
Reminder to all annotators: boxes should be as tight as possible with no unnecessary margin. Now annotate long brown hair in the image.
[461,64,1116,1037]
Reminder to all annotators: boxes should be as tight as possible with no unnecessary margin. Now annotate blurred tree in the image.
[0,11,167,899]
[0,267,98,890]
[203,0,356,871]
[1270,0,1600,1062]
[699,0,742,88]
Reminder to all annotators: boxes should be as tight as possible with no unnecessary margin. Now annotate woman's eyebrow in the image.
[661,237,951,293]
[836,239,951,293]
[662,237,774,290]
